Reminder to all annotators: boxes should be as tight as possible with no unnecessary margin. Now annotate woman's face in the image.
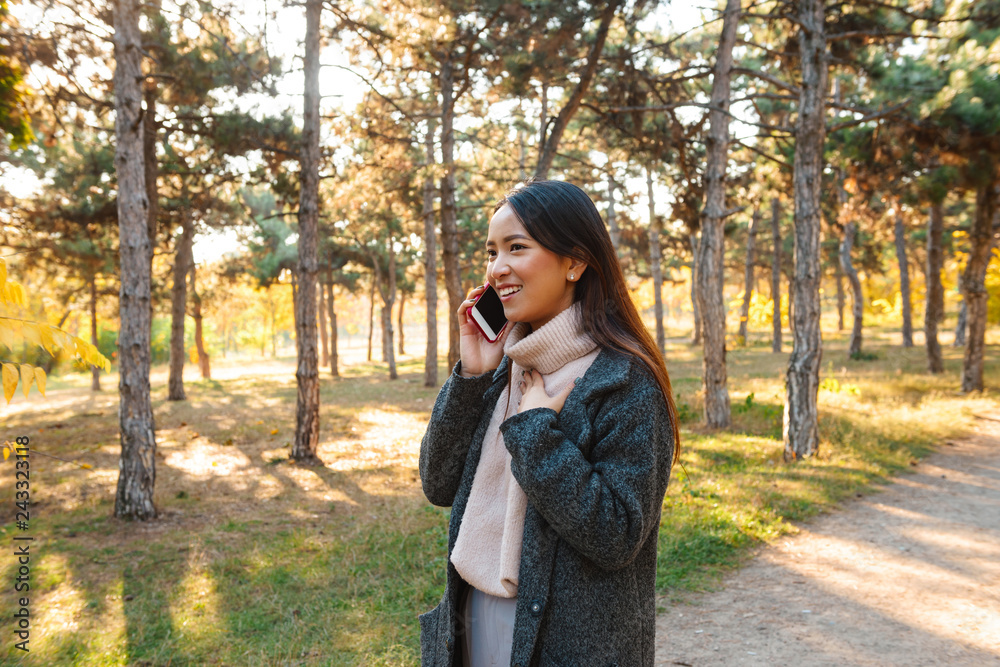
[485,204,585,332]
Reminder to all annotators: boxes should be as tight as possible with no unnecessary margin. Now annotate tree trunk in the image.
[398,292,406,356]
[835,250,845,331]
[190,262,210,380]
[90,273,101,392]
[167,196,193,401]
[840,220,863,359]
[894,208,913,347]
[367,273,375,362]
[327,277,339,378]
[374,239,398,380]
[423,119,439,387]
[647,168,665,356]
[113,0,157,520]
[925,201,945,372]
[318,276,329,367]
[534,0,620,179]
[607,173,621,259]
[690,232,702,345]
[784,0,828,462]
[738,208,759,345]
[439,57,462,371]
[143,78,158,268]
[292,0,322,464]
[695,0,739,429]
[770,198,782,353]
[954,299,967,347]
[960,181,997,392]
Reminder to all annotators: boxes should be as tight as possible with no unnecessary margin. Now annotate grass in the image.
[0,328,998,665]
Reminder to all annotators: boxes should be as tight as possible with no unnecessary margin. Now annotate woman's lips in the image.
[499,286,522,301]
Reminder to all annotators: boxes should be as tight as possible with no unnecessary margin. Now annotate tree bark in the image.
[925,201,945,373]
[398,291,406,357]
[167,195,193,401]
[90,273,101,392]
[327,276,339,378]
[784,0,828,462]
[318,276,329,367]
[367,273,375,362]
[647,168,665,356]
[960,181,997,392]
[834,249,845,331]
[190,261,210,380]
[607,173,621,259]
[143,80,158,268]
[373,239,398,380]
[423,120,439,387]
[738,208,759,345]
[894,208,913,347]
[534,0,620,179]
[695,0,739,429]
[770,198,782,353]
[840,220,863,359]
[292,0,322,463]
[954,299,967,347]
[690,233,702,345]
[113,0,157,520]
[439,57,462,370]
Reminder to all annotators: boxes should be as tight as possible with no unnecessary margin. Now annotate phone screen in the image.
[470,284,509,341]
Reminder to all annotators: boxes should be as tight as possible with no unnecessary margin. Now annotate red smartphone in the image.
[469,284,509,342]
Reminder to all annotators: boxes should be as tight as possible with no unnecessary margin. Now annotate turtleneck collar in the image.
[502,302,598,375]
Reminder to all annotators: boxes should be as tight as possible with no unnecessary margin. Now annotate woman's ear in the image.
[567,258,588,282]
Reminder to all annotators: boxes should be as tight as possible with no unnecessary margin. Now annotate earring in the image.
[569,273,575,280]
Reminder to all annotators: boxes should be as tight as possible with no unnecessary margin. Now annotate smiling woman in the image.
[485,205,585,333]
[417,179,681,667]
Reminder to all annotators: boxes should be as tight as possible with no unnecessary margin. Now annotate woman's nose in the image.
[489,257,511,280]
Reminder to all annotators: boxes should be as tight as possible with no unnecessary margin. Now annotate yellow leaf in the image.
[0,319,17,351]
[19,364,33,397]
[22,322,41,347]
[33,367,45,397]
[39,325,56,355]
[2,281,26,307]
[2,445,9,461]
[80,463,92,470]
[0,258,6,294]
[2,363,18,404]
[270,429,279,435]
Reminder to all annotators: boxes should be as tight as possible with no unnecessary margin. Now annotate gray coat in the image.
[418,347,675,667]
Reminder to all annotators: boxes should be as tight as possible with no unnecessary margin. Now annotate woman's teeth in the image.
[499,286,522,296]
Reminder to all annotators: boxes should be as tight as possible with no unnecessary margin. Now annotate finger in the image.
[458,287,485,317]
[556,378,578,400]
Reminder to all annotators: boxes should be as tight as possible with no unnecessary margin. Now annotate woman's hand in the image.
[518,369,577,414]
[458,284,510,377]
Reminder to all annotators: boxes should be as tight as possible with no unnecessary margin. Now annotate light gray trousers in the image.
[459,585,517,667]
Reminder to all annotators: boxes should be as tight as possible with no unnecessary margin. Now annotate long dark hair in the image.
[496,179,681,464]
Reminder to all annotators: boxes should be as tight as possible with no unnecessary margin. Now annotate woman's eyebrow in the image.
[485,234,531,247]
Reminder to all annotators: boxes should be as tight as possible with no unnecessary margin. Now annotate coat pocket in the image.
[419,603,443,666]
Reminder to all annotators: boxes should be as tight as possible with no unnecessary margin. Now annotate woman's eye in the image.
[510,244,525,251]
[486,249,496,259]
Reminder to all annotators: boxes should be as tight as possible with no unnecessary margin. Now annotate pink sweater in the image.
[451,303,601,598]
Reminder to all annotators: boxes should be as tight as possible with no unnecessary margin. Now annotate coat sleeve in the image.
[499,366,674,570]
[419,361,495,507]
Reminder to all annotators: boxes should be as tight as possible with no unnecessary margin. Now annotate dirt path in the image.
[655,413,1000,667]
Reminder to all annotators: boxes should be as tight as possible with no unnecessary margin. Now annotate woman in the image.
[418,180,679,667]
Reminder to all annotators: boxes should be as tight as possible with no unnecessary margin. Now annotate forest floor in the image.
[2,329,999,665]
[655,410,1000,667]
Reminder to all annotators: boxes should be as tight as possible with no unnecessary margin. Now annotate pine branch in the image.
[828,100,911,133]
